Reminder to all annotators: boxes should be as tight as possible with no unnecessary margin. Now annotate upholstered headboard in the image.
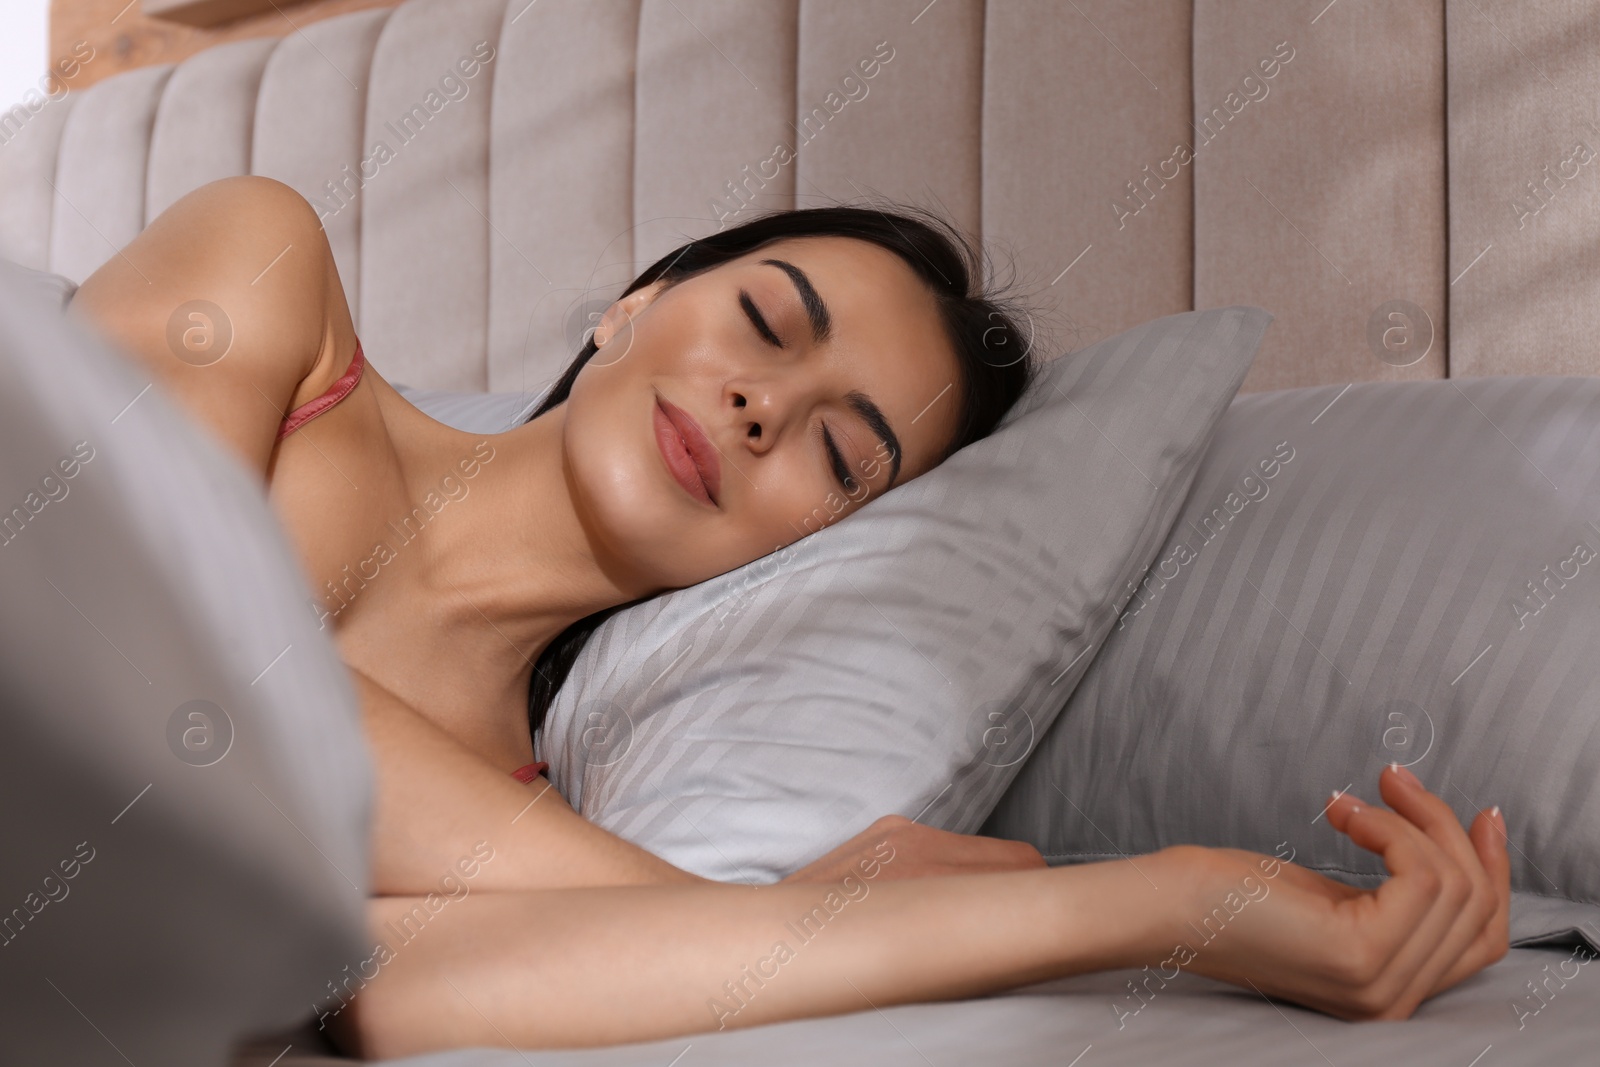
[2,0,1596,394]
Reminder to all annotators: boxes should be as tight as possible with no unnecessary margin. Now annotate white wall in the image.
[1,0,53,110]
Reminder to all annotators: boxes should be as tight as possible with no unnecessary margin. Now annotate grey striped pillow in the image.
[984,376,1600,949]
[538,306,1272,882]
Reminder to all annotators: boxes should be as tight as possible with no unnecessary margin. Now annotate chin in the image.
[562,388,720,592]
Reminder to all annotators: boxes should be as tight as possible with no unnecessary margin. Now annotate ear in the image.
[593,279,667,349]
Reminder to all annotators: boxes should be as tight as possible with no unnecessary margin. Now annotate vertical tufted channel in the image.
[633,0,799,276]
[487,0,641,395]
[984,0,1194,358]
[1193,0,1447,392]
[1445,1,1600,379]
[795,0,981,236]
[48,65,174,283]
[358,0,507,390]
[253,7,393,333]
[145,38,279,222]
[0,86,77,273]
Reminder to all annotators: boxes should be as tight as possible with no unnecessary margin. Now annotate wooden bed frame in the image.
[51,0,400,90]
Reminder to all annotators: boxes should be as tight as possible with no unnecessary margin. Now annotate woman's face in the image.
[560,235,963,593]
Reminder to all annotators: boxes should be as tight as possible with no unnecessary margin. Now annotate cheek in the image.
[564,384,664,539]
[761,461,854,546]
[562,381,744,588]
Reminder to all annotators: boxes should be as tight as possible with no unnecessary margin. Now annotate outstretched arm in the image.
[330,769,1509,1058]
[332,851,1173,1056]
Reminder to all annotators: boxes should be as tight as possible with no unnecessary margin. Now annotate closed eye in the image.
[815,423,859,494]
[740,290,784,348]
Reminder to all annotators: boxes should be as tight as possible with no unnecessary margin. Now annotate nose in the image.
[729,373,810,456]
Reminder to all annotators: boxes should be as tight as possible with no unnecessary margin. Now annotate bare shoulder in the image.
[68,176,360,476]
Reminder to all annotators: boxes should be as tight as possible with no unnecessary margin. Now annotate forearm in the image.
[350,666,705,893]
[334,852,1183,1058]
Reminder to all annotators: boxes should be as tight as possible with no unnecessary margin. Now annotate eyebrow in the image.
[757,257,902,488]
[759,258,831,344]
[845,390,902,489]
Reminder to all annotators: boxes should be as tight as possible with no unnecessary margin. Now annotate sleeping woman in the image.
[68,176,1511,1058]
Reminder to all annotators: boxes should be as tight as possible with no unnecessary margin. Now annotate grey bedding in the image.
[987,375,1600,948]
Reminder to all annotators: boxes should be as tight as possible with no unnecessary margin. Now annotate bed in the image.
[5,2,1600,1063]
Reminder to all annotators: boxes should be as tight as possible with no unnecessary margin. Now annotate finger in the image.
[1000,839,1049,869]
[1383,827,1497,1009]
[1376,766,1500,979]
[1366,770,1504,1014]
[930,834,1045,873]
[1428,807,1512,997]
[1475,805,1512,929]
[1375,766,1507,996]
[1377,764,1495,904]
[1467,806,1512,960]
[1325,791,1457,983]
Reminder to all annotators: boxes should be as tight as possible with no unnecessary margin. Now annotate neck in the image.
[404,403,644,695]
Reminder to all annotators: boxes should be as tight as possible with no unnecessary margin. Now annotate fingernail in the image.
[1389,761,1422,788]
[1491,805,1503,825]
[1328,789,1364,815]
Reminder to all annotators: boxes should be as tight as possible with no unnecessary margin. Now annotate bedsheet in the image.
[241,940,1597,1066]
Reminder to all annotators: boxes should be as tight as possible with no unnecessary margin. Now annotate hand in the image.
[1166,764,1510,1019]
[780,814,1047,884]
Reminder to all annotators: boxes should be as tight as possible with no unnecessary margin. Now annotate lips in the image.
[653,395,722,507]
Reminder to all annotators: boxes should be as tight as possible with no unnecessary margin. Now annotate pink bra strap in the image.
[277,341,366,441]
[511,762,548,783]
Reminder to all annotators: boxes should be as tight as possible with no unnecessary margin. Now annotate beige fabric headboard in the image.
[2,0,1595,394]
